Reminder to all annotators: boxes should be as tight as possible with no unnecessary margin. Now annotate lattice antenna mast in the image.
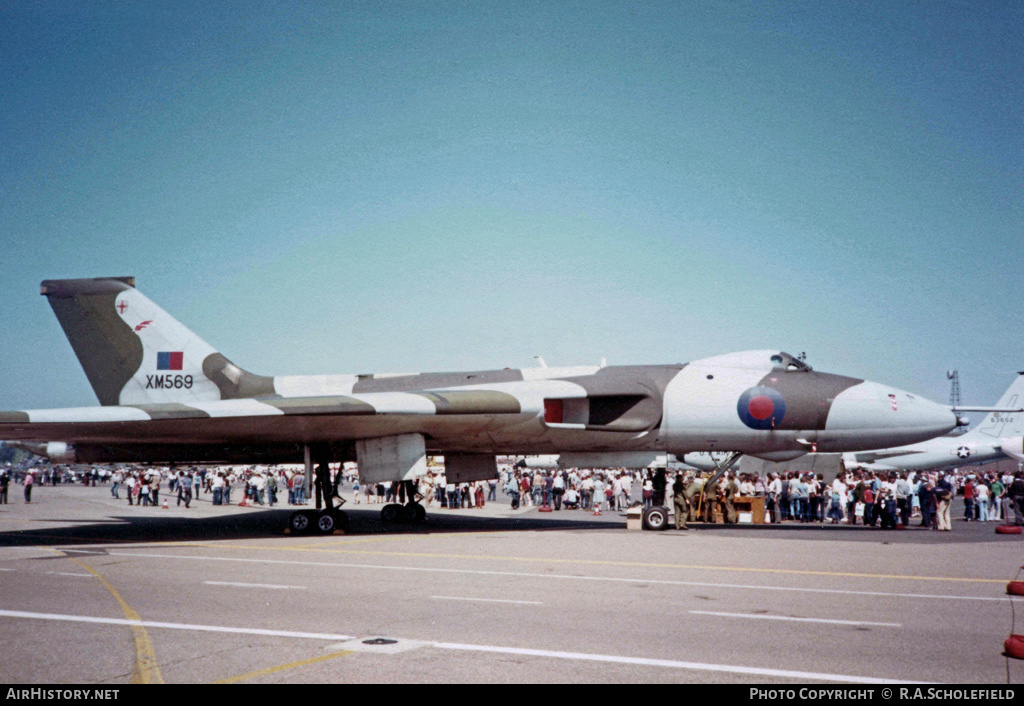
[947,370,961,408]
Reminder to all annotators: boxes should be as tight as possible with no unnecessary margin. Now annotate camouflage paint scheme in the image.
[0,278,957,474]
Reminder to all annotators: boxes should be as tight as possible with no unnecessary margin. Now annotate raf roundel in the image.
[737,386,787,430]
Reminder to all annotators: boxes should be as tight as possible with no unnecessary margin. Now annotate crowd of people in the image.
[755,468,1024,530]
[478,464,1024,532]
[104,466,321,508]
[493,466,643,512]
[6,459,1024,534]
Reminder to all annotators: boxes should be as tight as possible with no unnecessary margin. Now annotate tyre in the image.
[996,525,1023,535]
[642,506,669,531]
[381,503,402,523]
[288,510,313,535]
[403,502,426,524]
[315,510,336,534]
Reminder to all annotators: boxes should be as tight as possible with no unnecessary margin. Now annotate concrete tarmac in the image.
[0,482,1022,684]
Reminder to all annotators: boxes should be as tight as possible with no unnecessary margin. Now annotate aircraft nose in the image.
[825,381,956,450]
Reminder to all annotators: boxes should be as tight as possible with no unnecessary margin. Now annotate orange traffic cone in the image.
[162,498,168,509]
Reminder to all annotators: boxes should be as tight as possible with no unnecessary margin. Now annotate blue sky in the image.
[1,1,1021,415]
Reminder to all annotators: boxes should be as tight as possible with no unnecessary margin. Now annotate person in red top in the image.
[963,478,976,522]
[519,474,532,507]
[863,484,875,526]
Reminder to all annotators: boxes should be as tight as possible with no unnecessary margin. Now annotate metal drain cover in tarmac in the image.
[328,636,428,654]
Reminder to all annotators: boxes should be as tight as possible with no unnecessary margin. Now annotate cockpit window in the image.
[773,352,813,372]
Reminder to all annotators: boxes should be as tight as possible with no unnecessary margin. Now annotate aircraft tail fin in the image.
[41,277,274,406]
[968,372,1024,440]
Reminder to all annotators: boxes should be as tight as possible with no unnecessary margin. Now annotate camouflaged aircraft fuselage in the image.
[0,277,957,472]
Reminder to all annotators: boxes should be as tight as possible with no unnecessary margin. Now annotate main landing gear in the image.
[287,448,354,535]
[288,498,349,536]
[381,481,426,526]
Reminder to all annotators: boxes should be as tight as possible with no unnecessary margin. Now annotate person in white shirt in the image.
[879,476,899,528]
[739,476,755,496]
[252,472,266,505]
[211,472,225,505]
[552,473,565,510]
[829,477,847,523]
[563,486,579,509]
[642,477,654,508]
[582,475,594,510]
[767,473,782,523]
[976,481,991,522]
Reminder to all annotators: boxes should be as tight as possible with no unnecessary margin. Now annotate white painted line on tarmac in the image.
[87,550,1008,603]
[45,572,94,578]
[0,609,354,641]
[432,642,925,684]
[0,608,925,684]
[204,581,306,590]
[430,596,542,605]
[689,610,901,628]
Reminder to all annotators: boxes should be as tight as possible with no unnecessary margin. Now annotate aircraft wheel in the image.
[315,510,337,534]
[381,503,403,524]
[403,502,426,524]
[642,506,669,531]
[288,510,313,535]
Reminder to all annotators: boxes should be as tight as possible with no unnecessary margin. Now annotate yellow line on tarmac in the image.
[212,650,354,684]
[283,535,419,550]
[134,538,1005,585]
[97,528,1005,586]
[148,531,510,552]
[59,553,164,684]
